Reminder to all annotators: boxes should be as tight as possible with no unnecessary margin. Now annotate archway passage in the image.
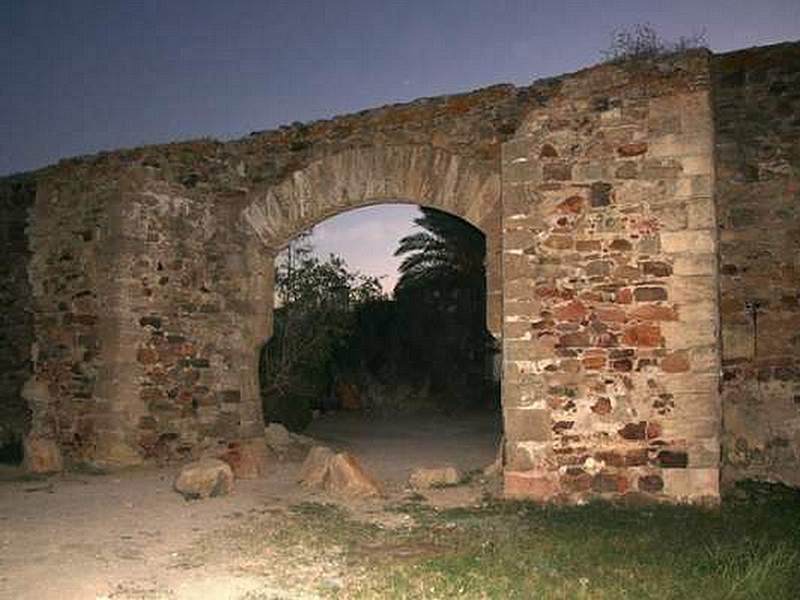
[259,203,502,489]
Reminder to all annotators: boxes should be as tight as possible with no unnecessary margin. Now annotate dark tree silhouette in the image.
[394,207,486,297]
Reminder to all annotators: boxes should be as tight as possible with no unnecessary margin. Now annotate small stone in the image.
[540,143,559,158]
[634,287,668,302]
[174,458,234,499]
[617,142,648,157]
[590,182,612,207]
[609,239,632,252]
[591,397,612,414]
[543,162,572,181]
[557,195,584,214]
[657,450,688,468]
[638,474,664,493]
[408,465,461,489]
[618,421,647,440]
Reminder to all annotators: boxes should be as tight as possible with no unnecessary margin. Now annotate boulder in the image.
[299,445,335,487]
[264,423,293,449]
[265,423,316,461]
[174,458,234,499]
[220,439,272,479]
[408,465,461,489]
[299,446,382,499]
[326,452,382,498]
[23,435,63,474]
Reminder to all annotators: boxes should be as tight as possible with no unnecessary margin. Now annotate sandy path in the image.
[0,411,499,599]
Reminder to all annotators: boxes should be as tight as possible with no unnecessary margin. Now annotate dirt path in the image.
[0,411,500,599]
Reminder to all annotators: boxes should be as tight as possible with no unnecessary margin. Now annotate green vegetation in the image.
[261,207,498,424]
[260,233,384,430]
[198,483,800,599]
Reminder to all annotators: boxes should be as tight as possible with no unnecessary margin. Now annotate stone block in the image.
[504,470,559,500]
[661,230,715,255]
[662,468,719,502]
[504,408,551,442]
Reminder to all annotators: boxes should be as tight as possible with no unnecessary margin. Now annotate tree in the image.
[260,234,384,430]
[394,207,486,297]
[392,207,492,409]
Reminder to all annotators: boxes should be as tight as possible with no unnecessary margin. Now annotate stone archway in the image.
[240,145,503,339]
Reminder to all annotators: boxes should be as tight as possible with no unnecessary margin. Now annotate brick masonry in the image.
[0,40,798,502]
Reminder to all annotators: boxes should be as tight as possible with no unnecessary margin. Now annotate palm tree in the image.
[393,207,491,409]
[393,207,485,298]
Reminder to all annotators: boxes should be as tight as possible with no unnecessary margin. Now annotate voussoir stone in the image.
[174,458,234,499]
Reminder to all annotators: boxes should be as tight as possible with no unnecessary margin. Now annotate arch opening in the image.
[257,202,502,487]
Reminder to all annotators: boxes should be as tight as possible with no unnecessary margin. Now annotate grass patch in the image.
[189,483,800,599]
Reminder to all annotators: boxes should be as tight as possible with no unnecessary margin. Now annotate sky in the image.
[3,0,799,290]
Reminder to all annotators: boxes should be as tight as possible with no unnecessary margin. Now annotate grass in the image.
[190,482,800,599]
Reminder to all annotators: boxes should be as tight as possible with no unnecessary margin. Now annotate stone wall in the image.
[24,170,118,465]
[714,42,800,487]
[0,177,35,455]
[501,50,721,502]
[2,40,799,500]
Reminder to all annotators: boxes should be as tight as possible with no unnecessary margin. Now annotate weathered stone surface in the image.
[22,435,63,474]
[408,465,461,489]
[299,445,336,488]
[219,439,271,479]
[326,452,383,499]
[174,458,234,499]
[4,41,799,506]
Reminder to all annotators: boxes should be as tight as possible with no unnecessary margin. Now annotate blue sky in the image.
[3,1,799,291]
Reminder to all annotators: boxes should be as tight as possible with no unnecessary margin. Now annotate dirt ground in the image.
[0,411,500,599]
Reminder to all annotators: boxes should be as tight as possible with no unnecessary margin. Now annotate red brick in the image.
[616,288,633,304]
[617,142,648,157]
[557,195,584,214]
[504,472,559,499]
[622,323,663,347]
[591,397,612,414]
[554,301,588,322]
[630,304,678,321]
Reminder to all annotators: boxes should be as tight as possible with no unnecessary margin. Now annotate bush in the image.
[602,23,707,63]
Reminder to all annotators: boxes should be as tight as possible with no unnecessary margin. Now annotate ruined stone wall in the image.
[114,175,272,469]
[24,171,118,465]
[714,43,800,487]
[502,50,721,502]
[0,177,35,454]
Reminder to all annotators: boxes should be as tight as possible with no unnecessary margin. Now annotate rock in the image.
[23,435,63,474]
[326,452,382,498]
[265,423,315,461]
[299,445,335,487]
[220,439,272,479]
[264,423,292,449]
[174,458,234,499]
[299,446,382,498]
[408,465,461,489]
